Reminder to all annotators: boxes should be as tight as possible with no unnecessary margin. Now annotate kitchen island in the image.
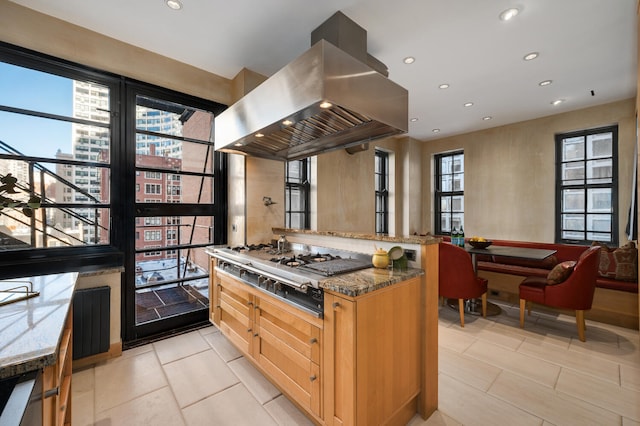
[208,233,439,425]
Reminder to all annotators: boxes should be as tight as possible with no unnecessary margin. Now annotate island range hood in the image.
[214,12,409,161]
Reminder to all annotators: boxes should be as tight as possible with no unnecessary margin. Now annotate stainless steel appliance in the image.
[211,243,372,318]
[214,12,408,161]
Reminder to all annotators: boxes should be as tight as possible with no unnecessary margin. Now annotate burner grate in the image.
[298,258,371,276]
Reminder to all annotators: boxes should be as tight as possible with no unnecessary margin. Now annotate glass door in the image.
[123,85,226,342]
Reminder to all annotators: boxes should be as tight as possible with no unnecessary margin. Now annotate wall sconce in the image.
[263,196,276,206]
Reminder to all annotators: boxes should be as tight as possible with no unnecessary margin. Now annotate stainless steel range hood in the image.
[214,12,408,161]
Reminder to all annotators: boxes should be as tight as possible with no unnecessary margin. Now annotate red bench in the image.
[472,239,637,294]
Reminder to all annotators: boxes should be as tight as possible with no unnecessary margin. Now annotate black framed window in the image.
[556,126,618,245]
[0,42,228,343]
[285,159,310,229]
[435,151,464,235]
[375,149,389,234]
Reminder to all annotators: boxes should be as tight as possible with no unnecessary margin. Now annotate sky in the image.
[0,61,73,160]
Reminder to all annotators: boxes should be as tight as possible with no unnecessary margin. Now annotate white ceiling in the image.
[10,0,638,142]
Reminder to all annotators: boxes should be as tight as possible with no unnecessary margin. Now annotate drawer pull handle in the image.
[309,338,318,344]
[247,301,253,306]
[44,387,59,399]
[254,333,259,337]
[309,375,317,382]
[247,328,252,332]
[332,302,340,309]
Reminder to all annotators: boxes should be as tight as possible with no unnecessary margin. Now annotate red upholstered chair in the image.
[439,242,488,327]
[519,245,601,342]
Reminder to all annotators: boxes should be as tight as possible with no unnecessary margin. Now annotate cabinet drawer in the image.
[255,298,321,363]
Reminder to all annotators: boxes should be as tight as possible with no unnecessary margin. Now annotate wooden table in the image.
[449,245,557,316]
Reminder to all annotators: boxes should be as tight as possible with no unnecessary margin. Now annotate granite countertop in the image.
[319,267,424,297]
[272,228,440,245]
[0,272,78,379]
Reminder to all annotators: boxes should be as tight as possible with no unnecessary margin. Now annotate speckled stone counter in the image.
[272,227,439,245]
[0,272,78,379]
[319,267,424,297]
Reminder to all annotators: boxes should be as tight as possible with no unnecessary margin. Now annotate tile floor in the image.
[72,301,640,426]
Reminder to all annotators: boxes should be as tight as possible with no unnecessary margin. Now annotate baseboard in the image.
[72,341,123,371]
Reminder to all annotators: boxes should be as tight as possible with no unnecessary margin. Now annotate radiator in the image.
[73,286,110,359]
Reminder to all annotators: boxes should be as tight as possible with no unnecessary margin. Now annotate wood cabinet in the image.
[253,296,322,418]
[323,276,422,426]
[209,255,428,425]
[210,262,323,421]
[42,305,73,426]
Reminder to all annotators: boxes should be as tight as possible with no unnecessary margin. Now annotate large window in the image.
[556,126,618,245]
[435,151,464,235]
[375,149,389,234]
[285,158,310,229]
[0,46,116,261]
[0,43,228,342]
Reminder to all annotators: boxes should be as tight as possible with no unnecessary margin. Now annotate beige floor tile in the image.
[72,367,94,393]
[459,321,526,351]
[228,357,281,404]
[569,335,640,368]
[518,339,621,384]
[182,383,278,426]
[438,346,501,392]
[71,368,95,425]
[71,387,94,426]
[438,323,477,353]
[204,329,243,362]
[438,373,542,426]
[464,340,561,388]
[95,386,185,426]
[556,368,640,421]
[489,370,621,426]
[119,342,154,359]
[522,314,580,342]
[153,330,210,364]
[163,349,239,408]
[198,324,216,336]
[263,394,315,426]
[621,363,640,391]
[94,349,167,413]
[407,410,462,426]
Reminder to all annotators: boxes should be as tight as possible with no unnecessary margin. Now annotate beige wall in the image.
[0,1,232,105]
[421,98,637,244]
[314,137,423,236]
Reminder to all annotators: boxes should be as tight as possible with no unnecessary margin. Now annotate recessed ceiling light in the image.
[464,102,474,107]
[234,142,243,147]
[282,120,293,126]
[432,129,441,133]
[499,8,520,21]
[539,80,553,86]
[319,101,332,109]
[410,118,419,122]
[482,116,492,121]
[551,99,564,106]
[255,133,264,138]
[523,52,539,61]
[403,56,415,64]
[166,0,183,10]
[438,83,450,89]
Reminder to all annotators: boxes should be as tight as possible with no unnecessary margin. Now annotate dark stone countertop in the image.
[319,267,424,297]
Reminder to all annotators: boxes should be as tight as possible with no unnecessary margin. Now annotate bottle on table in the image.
[459,226,465,247]
[451,227,458,246]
